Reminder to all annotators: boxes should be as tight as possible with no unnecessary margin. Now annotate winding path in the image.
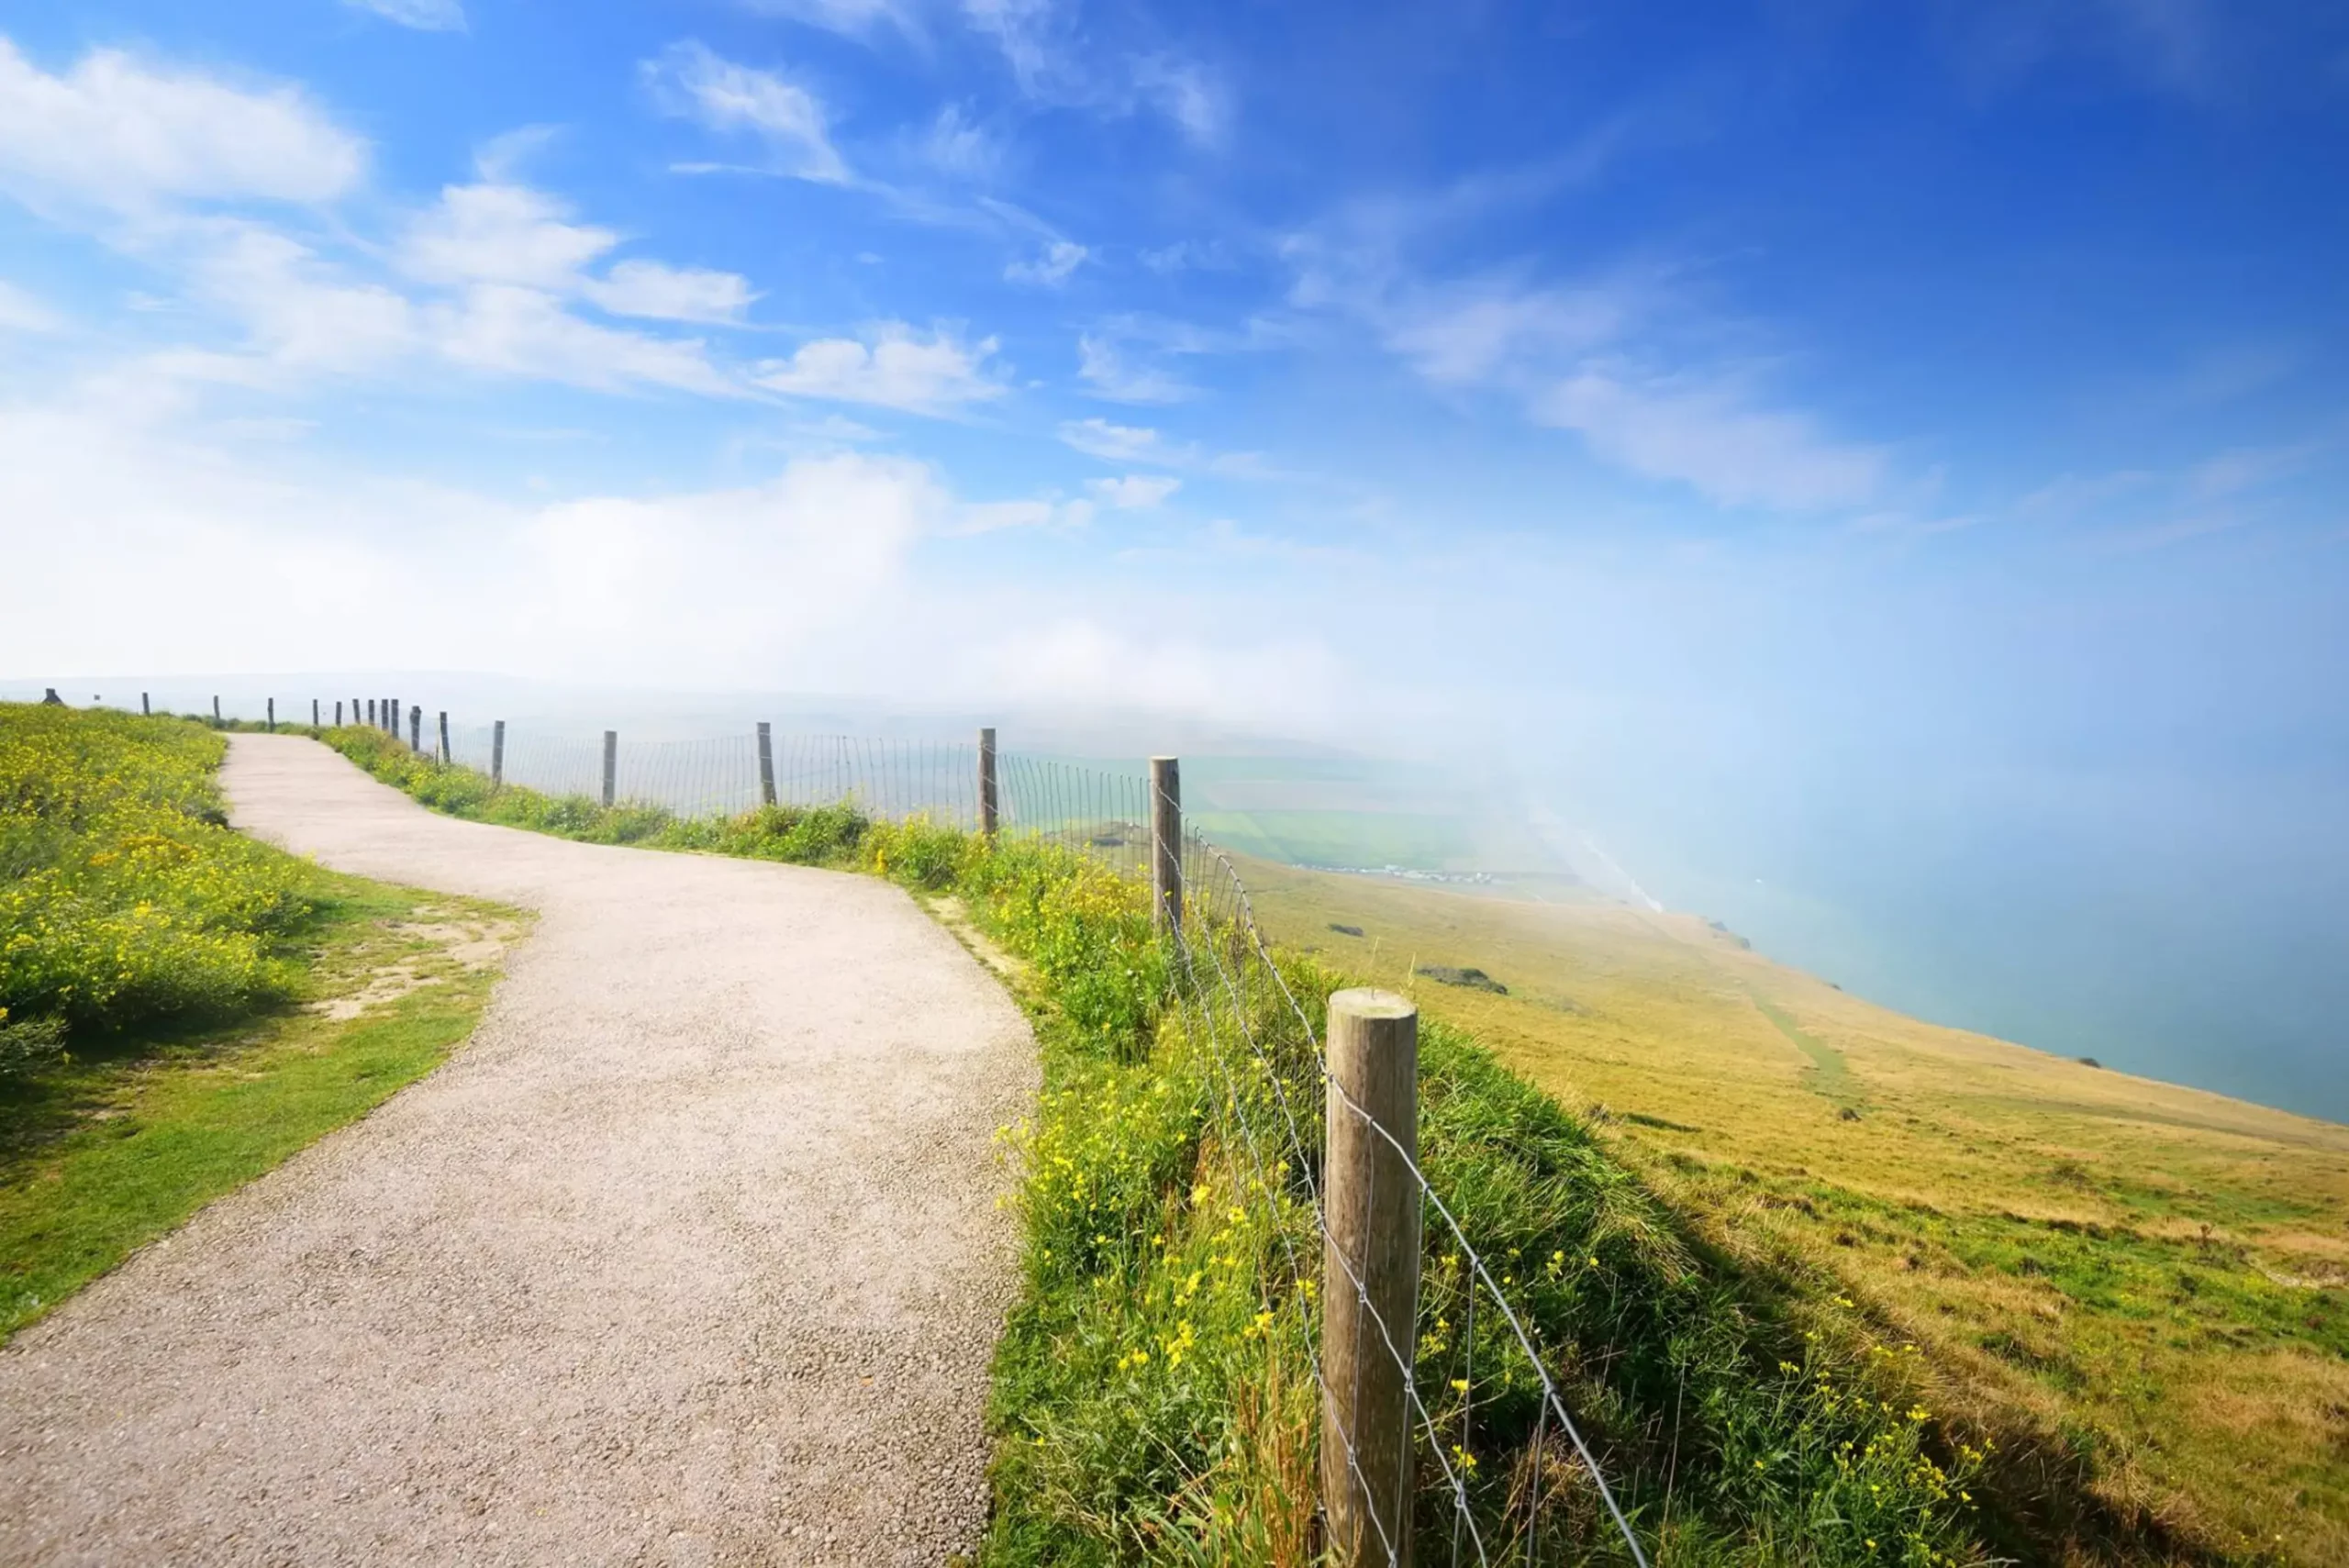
[0,734,1034,1566]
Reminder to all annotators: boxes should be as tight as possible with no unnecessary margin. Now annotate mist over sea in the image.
[16,670,2343,1127]
[1571,754,2349,1128]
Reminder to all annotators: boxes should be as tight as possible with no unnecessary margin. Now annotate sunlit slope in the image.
[1231,854,2349,1565]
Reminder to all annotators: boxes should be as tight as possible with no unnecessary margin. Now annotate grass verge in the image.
[331,730,2025,1566]
[1,705,519,1341]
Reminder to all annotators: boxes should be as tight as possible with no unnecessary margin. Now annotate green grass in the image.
[1227,852,2343,1566]
[1187,808,1475,872]
[333,734,2007,1565]
[1756,996,1857,1105]
[2,703,317,1038]
[0,705,519,1342]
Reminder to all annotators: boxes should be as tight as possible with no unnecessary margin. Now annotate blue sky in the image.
[3,2,2347,1104]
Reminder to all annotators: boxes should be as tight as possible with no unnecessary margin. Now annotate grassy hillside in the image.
[0,704,517,1340]
[1232,857,2348,1565]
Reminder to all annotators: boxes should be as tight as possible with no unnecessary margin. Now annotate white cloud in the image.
[918,105,1002,181]
[1005,239,1086,286]
[1535,367,1887,511]
[399,183,757,326]
[400,183,616,289]
[741,0,918,39]
[0,385,944,684]
[0,39,366,212]
[190,224,418,376]
[952,495,1095,533]
[0,279,61,333]
[2185,441,2318,500]
[429,284,735,395]
[753,323,1004,412]
[962,0,1061,93]
[585,260,757,324]
[344,0,467,31]
[1076,334,1193,403]
[1058,417,1181,465]
[1087,473,1180,508]
[1383,279,1631,385]
[180,220,736,396]
[643,40,849,184]
[1130,55,1228,148]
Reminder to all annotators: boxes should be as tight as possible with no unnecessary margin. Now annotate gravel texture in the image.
[0,734,1036,1567]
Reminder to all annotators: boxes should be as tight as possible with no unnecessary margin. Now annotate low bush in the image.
[1,704,314,1040]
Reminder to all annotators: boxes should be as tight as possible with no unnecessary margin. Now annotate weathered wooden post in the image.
[1150,756,1182,932]
[141,693,150,716]
[335,701,343,726]
[601,730,618,808]
[491,720,506,787]
[212,695,221,724]
[438,711,450,765]
[312,698,319,728]
[978,728,999,837]
[1322,988,1422,1568]
[757,722,777,807]
[366,699,374,727]
[266,697,274,731]
[408,706,420,751]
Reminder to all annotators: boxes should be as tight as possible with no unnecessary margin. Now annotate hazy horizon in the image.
[10,666,2342,1127]
[6,6,2343,1124]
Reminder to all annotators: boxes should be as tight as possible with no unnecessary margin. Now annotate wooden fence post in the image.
[1321,988,1422,1568]
[335,701,343,726]
[312,698,319,728]
[141,693,150,716]
[266,698,274,732]
[978,728,999,837]
[757,722,777,806]
[408,706,420,751]
[438,711,450,765]
[1150,756,1182,932]
[602,730,618,808]
[492,720,506,787]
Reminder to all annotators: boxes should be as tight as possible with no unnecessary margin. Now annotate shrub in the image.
[0,704,314,1036]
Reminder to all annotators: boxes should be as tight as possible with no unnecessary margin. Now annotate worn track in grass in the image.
[0,734,1034,1567]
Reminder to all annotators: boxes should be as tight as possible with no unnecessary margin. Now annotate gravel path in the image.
[0,734,1035,1567]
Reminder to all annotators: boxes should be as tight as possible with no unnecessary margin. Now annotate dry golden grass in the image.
[1232,855,2349,1565]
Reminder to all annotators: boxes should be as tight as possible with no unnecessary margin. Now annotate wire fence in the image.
[1168,824,1650,1567]
[137,694,1652,1563]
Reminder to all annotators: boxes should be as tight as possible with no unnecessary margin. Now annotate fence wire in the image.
[328,711,1646,1562]
[1163,816,1652,1568]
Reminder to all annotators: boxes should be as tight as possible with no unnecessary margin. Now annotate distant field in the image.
[1233,855,2349,1566]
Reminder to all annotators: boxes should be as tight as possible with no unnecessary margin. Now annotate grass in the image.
[0,704,520,1342]
[1236,854,2344,1566]
[335,733,2012,1565]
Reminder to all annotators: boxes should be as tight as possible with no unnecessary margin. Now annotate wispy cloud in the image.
[1055,417,1274,479]
[1290,204,1885,512]
[738,0,917,41]
[1086,473,1179,508]
[1058,417,1186,465]
[642,40,850,183]
[1076,333,1194,402]
[753,323,1005,413]
[586,260,757,325]
[1005,239,1086,286]
[0,39,366,214]
[1534,366,1887,510]
[343,0,467,32]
